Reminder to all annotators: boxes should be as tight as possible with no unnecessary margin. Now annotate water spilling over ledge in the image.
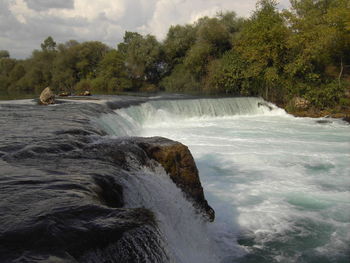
[1,96,349,262]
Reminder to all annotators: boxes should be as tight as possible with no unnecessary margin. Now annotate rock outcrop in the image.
[80,136,215,221]
[0,103,216,262]
[58,92,70,97]
[78,90,91,96]
[292,97,309,110]
[135,137,215,221]
[39,87,55,105]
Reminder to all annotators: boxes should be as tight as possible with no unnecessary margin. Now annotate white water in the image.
[97,97,350,262]
[120,163,229,263]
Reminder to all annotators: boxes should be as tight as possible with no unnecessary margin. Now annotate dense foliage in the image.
[1,0,349,111]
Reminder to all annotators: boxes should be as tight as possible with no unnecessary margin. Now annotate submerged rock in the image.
[258,102,273,111]
[39,87,55,105]
[316,119,332,124]
[134,137,215,222]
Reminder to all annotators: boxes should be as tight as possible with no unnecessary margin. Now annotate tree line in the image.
[0,0,349,111]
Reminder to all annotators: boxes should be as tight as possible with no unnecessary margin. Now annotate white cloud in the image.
[24,0,74,11]
[138,0,261,40]
[54,0,125,22]
[9,0,35,24]
[0,0,291,59]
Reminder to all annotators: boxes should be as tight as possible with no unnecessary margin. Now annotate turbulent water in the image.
[1,96,349,263]
[97,97,350,263]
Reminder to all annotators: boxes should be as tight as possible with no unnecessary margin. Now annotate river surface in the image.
[1,96,349,263]
[106,97,350,263]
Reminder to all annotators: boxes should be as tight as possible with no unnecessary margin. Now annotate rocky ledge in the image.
[283,96,350,123]
[134,137,215,221]
[287,109,350,124]
[1,132,214,262]
[87,136,215,221]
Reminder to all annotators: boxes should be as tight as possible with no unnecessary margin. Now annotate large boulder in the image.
[39,87,55,105]
[135,137,215,221]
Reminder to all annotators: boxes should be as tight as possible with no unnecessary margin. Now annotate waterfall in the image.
[119,164,228,263]
[93,97,287,137]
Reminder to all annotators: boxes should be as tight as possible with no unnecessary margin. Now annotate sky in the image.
[0,0,290,59]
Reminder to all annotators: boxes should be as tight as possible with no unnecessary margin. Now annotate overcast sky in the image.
[0,0,290,59]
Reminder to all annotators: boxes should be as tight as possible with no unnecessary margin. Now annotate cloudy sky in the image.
[0,0,290,59]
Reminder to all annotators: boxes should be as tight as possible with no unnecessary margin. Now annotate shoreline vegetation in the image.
[1,0,349,119]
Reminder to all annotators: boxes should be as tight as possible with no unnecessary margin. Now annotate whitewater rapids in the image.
[95,96,350,263]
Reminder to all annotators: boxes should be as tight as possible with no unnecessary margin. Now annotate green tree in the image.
[41,36,57,51]
[9,64,25,85]
[0,57,16,76]
[183,42,212,80]
[216,11,245,35]
[94,49,132,92]
[284,0,350,106]
[163,25,197,69]
[160,63,200,93]
[50,41,109,93]
[0,50,10,59]
[75,41,110,79]
[196,17,231,56]
[51,42,79,93]
[118,31,163,86]
[0,57,16,92]
[205,50,249,95]
[236,0,290,102]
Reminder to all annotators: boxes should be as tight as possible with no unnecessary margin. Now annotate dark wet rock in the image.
[0,203,157,262]
[0,101,214,262]
[133,137,215,221]
[0,156,166,263]
[258,102,273,111]
[93,175,124,208]
[106,98,148,110]
[343,116,350,124]
[39,87,55,105]
[54,128,95,136]
[316,119,333,124]
[69,136,215,221]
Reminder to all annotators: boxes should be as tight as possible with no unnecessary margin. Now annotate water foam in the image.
[135,111,350,262]
[116,97,287,126]
[119,163,238,263]
[94,97,288,137]
[93,97,350,262]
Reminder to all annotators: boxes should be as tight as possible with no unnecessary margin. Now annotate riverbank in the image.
[285,107,350,124]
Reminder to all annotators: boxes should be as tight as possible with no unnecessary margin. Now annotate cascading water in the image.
[94,96,350,263]
[95,97,285,137]
[120,164,225,263]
